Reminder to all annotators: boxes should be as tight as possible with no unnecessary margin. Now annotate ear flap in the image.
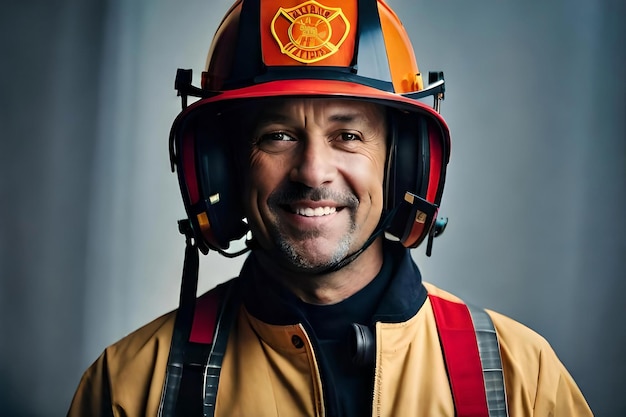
[174,107,248,253]
[385,109,448,248]
[385,110,428,209]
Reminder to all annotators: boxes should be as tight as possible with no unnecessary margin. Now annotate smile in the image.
[294,207,337,217]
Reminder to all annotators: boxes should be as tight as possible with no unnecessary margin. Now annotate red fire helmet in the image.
[169,0,451,255]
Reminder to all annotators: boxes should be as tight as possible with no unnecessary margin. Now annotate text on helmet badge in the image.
[270,0,351,64]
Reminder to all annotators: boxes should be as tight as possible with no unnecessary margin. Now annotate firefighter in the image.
[68,0,592,416]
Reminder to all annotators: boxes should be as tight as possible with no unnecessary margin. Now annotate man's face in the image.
[242,98,387,272]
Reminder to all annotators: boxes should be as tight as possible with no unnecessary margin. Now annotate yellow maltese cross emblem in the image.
[271,0,351,64]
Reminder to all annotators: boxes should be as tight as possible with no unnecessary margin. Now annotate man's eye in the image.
[338,132,362,141]
[260,132,295,142]
[255,131,297,153]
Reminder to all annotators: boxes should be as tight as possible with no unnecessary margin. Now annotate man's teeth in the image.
[295,207,337,217]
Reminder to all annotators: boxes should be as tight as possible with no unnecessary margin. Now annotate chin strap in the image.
[315,206,398,274]
[426,216,448,257]
[317,199,448,275]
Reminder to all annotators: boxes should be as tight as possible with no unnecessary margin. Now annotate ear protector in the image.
[384,107,448,248]
[170,94,449,255]
[171,102,249,254]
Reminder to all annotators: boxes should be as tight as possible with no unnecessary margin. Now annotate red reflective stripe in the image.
[189,287,223,344]
[182,130,200,204]
[426,121,442,204]
[429,294,489,417]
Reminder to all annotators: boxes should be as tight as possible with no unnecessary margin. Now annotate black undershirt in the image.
[295,251,393,417]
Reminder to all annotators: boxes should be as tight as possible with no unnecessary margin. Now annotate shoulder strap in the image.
[159,237,202,417]
[201,279,240,417]
[158,226,239,417]
[467,304,509,417]
[159,279,235,417]
[189,282,230,344]
[429,294,509,417]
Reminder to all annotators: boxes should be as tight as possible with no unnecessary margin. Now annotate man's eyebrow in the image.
[247,109,372,127]
[249,111,291,127]
[327,112,368,123]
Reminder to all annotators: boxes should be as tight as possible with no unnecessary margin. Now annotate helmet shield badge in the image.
[269,1,351,64]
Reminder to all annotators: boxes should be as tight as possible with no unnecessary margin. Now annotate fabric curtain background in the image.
[1,0,624,415]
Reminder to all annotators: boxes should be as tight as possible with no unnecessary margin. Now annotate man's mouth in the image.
[293,206,338,217]
[270,185,356,219]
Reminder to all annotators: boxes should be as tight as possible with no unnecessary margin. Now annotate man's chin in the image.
[273,239,351,274]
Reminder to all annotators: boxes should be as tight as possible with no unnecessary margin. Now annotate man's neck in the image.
[254,238,385,305]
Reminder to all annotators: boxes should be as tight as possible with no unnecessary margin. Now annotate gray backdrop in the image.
[1,0,624,415]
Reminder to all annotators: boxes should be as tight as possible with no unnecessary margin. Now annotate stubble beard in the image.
[265,184,362,273]
[272,220,357,272]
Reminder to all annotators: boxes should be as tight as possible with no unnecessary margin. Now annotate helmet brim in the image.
[175,79,449,143]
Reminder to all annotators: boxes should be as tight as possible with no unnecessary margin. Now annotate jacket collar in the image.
[240,241,427,325]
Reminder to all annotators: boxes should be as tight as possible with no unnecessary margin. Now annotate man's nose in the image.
[289,137,337,188]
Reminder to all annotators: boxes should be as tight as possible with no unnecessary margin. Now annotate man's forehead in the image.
[240,97,386,124]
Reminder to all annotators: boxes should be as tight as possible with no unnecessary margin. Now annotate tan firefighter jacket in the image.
[68,247,592,416]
